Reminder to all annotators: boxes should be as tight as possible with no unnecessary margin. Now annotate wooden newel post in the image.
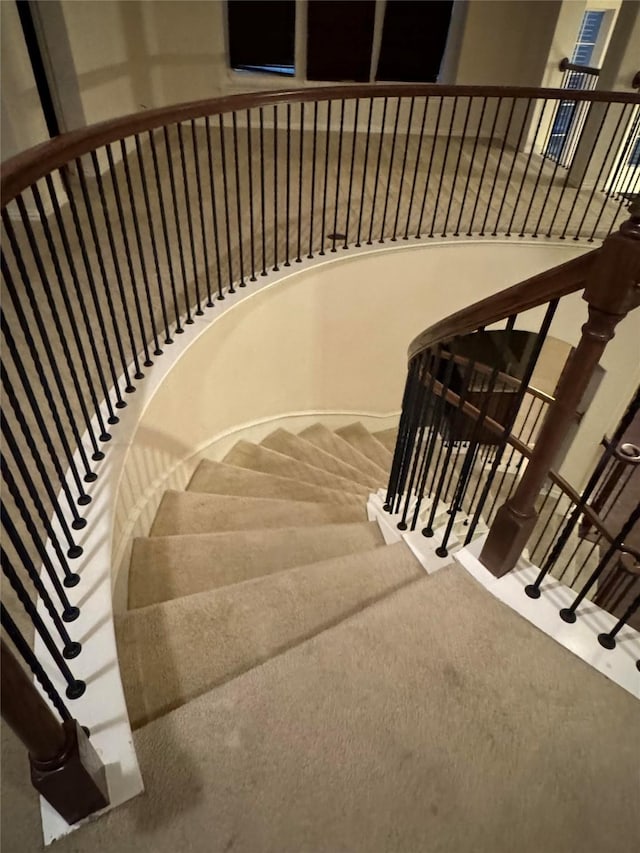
[1,640,109,825]
[480,201,640,577]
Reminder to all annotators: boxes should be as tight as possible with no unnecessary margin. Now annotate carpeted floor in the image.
[2,422,639,853]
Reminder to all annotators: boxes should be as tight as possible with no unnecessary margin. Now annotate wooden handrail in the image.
[2,84,639,204]
[408,250,598,361]
[559,57,600,77]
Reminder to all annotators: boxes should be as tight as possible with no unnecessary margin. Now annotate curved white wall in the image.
[113,239,640,602]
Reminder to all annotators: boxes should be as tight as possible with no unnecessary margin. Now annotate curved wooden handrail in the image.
[434,381,640,564]
[408,250,599,361]
[2,83,639,204]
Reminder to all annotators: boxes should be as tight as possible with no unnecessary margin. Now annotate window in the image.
[376,0,453,83]
[227,1,296,77]
[572,10,605,67]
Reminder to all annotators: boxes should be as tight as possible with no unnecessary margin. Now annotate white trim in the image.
[367,495,640,699]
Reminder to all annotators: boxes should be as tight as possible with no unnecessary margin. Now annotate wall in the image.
[0,1,50,160]
[112,239,640,600]
[3,0,581,153]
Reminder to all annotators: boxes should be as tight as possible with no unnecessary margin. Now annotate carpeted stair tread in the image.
[223,440,369,496]
[261,429,379,489]
[117,541,424,728]
[299,424,388,481]
[150,491,366,537]
[187,459,363,506]
[373,427,398,453]
[335,421,394,471]
[95,565,639,853]
[128,522,386,608]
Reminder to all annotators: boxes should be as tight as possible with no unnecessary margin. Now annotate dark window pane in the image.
[228,1,295,75]
[376,0,453,83]
[307,1,376,82]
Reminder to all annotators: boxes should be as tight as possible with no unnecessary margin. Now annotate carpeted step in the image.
[107,565,639,853]
[335,422,394,471]
[223,441,369,497]
[150,491,366,537]
[261,429,379,489]
[373,427,398,453]
[128,521,386,608]
[187,459,363,506]
[299,424,388,482]
[117,541,424,728]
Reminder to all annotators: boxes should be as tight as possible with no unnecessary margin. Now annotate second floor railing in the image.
[1,82,639,825]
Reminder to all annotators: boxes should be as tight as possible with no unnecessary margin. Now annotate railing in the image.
[545,58,600,167]
[385,202,640,647]
[1,83,639,823]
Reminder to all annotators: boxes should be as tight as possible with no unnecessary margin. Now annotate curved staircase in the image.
[41,420,630,853]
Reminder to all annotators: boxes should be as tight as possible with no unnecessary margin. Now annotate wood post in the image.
[1,640,109,825]
[480,202,640,576]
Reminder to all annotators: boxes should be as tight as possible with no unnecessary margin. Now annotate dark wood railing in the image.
[1,83,639,823]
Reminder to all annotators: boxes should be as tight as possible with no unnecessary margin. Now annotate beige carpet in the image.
[5,566,639,853]
[3,421,638,853]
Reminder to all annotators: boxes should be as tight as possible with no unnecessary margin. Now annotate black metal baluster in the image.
[2,230,93,490]
[246,110,258,278]
[423,355,477,551]
[1,604,74,719]
[425,357,459,502]
[1,345,89,519]
[29,184,109,448]
[391,96,414,241]
[285,103,292,265]
[404,96,429,240]
[161,128,193,321]
[89,151,146,372]
[45,173,121,421]
[391,359,425,515]
[320,101,332,254]
[135,134,174,340]
[218,115,235,292]
[410,349,457,530]
[385,359,420,507]
[9,200,100,473]
[273,105,280,269]
[331,99,345,252]
[190,120,215,304]
[379,97,401,243]
[105,145,153,365]
[177,123,204,310]
[573,103,621,241]
[464,300,558,543]
[442,96,472,237]
[491,98,533,236]
[506,100,547,237]
[2,506,80,652]
[527,387,640,594]
[1,552,85,699]
[204,117,225,298]
[308,101,318,257]
[480,97,515,236]
[75,155,142,375]
[456,96,487,236]
[598,593,640,649]
[231,111,246,284]
[0,464,78,615]
[343,98,359,249]
[1,420,83,566]
[58,169,127,404]
[560,504,640,623]
[398,350,440,529]
[120,139,164,353]
[257,109,268,275]
[296,102,305,261]
[518,101,553,237]
[367,97,387,245]
[430,97,458,238]
[416,96,444,238]
[395,353,431,523]
[355,98,373,248]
